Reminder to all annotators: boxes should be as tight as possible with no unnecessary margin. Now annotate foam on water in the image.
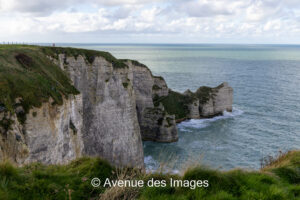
[178,108,244,132]
[144,156,159,173]
[144,155,180,174]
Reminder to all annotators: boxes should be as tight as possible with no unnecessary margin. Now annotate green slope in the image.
[1,151,300,200]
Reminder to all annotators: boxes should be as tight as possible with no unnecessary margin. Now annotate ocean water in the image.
[62,44,300,171]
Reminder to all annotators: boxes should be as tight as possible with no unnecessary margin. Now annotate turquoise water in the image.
[62,44,300,171]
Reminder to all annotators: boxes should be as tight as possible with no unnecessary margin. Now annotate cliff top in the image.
[0,45,129,123]
[0,45,80,121]
[40,46,127,69]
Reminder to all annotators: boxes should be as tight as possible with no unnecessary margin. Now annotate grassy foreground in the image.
[1,151,300,200]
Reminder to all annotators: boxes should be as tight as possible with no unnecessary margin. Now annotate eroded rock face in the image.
[61,55,144,168]
[198,82,233,117]
[0,111,28,164]
[141,105,177,142]
[24,95,84,164]
[125,60,178,143]
[187,99,200,119]
[0,95,83,165]
[152,77,169,97]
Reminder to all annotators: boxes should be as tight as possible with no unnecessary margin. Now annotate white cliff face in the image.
[0,112,28,164]
[212,82,233,114]
[0,95,83,165]
[152,77,169,97]
[187,99,200,119]
[200,98,214,117]
[126,61,178,143]
[24,95,84,164]
[127,61,155,120]
[62,55,144,168]
[199,82,233,117]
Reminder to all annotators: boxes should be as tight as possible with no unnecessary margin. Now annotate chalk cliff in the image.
[196,82,233,118]
[124,60,178,142]
[0,46,233,168]
[0,95,83,165]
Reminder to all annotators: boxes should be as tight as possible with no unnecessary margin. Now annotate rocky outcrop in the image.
[158,83,233,121]
[140,106,177,142]
[152,76,169,97]
[187,99,200,119]
[125,60,178,142]
[196,82,233,118]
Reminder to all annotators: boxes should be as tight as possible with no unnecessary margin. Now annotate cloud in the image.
[111,6,133,19]
[179,1,233,18]
[0,0,300,43]
[0,0,167,15]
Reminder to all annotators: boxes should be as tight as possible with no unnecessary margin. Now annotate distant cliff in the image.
[0,45,233,168]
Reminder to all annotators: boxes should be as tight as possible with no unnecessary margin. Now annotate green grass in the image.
[41,46,127,69]
[120,59,148,69]
[0,157,114,200]
[2,151,300,199]
[0,45,79,126]
[153,90,195,120]
[138,151,300,200]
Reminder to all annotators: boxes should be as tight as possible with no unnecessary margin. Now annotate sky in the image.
[0,0,300,44]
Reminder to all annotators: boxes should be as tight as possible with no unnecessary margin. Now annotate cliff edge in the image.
[0,45,233,168]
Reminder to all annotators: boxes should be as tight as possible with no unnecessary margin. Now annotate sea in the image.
[58,43,300,172]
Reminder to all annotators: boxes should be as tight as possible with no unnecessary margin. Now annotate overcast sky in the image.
[0,0,300,44]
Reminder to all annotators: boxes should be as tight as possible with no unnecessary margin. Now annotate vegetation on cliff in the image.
[1,151,300,199]
[195,86,214,105]
[0,45,130,127]
[153,83,224,121]
[0,45,79,126]
[120,59,148,69]
[153,90,195,120]
[41,46,127,69]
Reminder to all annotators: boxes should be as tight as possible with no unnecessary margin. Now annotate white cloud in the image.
[0,0,300,43]
[179,0,233,17]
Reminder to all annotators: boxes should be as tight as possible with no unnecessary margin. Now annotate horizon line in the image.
[2,42,300,46]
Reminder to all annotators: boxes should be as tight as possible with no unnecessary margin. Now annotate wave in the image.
[144,156,159,173]
[144,155,181,174]
[178,108,244,132]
